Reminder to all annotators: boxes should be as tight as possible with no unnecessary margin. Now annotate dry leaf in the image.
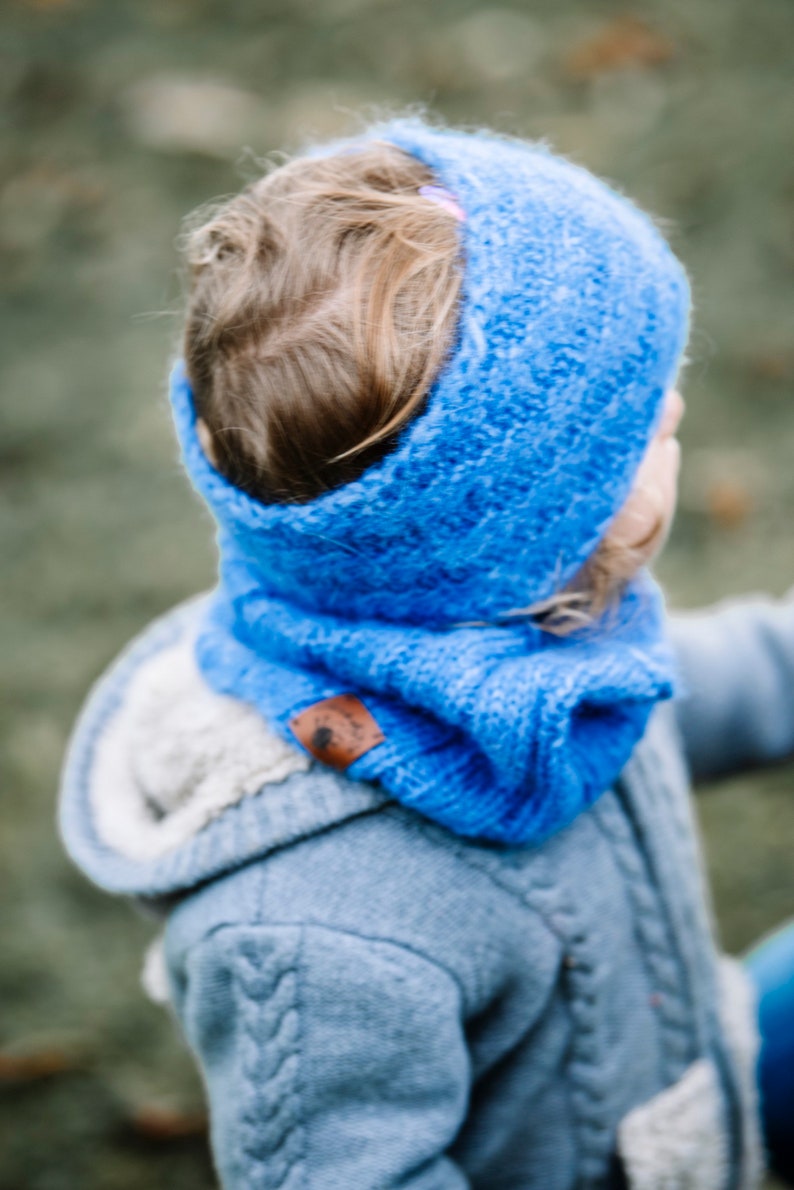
[564,16,675,81]
[706,479,753,529]
[747,351,793,382]
[0,1048,80,1083]
[128,1104,208,1142]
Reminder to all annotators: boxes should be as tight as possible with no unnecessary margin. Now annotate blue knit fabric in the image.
[169,119,691,845]
[60,587,794,1187]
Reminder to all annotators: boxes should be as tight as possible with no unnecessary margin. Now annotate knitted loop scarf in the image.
[170,119,691,846]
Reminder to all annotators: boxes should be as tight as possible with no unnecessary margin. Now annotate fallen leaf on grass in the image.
[564,16,675,81]
[680,447,766,530]
[746,351,793,383]
[128,1104,208,1142]
[0,1048,81,1084]
[706,479,753,529]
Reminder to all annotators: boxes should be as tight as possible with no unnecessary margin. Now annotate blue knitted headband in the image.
[171,118,690,629]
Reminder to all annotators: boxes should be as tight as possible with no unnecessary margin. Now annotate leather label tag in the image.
[288,694,386,770]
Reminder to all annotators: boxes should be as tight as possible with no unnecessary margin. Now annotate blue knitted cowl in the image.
[169,119,691,846]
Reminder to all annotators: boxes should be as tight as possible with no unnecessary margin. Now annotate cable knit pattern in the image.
[452,845,618,1182]
[169,116,690,846]
[592,788,695,1086]
[234,938,304,1188]
[178,923,472,1189]
[181,926,306,1189]
[620,736,721,1063]
[57,593,794,1188]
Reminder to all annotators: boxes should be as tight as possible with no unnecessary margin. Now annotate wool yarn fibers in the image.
[170,118,690,843]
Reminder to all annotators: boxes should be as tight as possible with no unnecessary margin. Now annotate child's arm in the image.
[172,922,471,1189]
[669,590,794,780]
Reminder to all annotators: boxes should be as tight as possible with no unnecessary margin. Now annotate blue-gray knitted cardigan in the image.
[56,120,794,1190]
[58,591,794,1188]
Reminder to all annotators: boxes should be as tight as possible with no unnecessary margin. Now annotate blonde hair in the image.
[490,529,661,636]
[181,142,645,633]
[182,142,462,503]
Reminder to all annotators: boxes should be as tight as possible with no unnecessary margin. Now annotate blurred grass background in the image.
[1,0,793,1185]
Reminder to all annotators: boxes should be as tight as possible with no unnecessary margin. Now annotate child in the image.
[60,118,794,1188]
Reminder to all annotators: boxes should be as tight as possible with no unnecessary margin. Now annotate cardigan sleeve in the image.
[669,590,794,781]
[173,922,471,1189]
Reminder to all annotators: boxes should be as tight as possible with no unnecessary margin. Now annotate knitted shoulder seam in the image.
[378,807,562,910]
[186,918,470,1017]
[397,824,620,1179]
[387,811,565,936]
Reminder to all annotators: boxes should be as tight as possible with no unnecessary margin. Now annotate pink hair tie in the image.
[419,184,466,222]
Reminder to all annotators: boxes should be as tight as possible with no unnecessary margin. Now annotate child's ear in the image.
[197,419,219,468]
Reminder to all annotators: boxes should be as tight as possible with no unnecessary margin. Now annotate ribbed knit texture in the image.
[169,118,691,845]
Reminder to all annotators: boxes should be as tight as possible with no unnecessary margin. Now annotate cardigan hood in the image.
[58,598,389,900]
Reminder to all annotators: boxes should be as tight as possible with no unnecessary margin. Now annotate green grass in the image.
[1,0,793,1183]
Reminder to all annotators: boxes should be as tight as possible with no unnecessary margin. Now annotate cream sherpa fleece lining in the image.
[617,956,763,1190]
[90,636,310,862]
